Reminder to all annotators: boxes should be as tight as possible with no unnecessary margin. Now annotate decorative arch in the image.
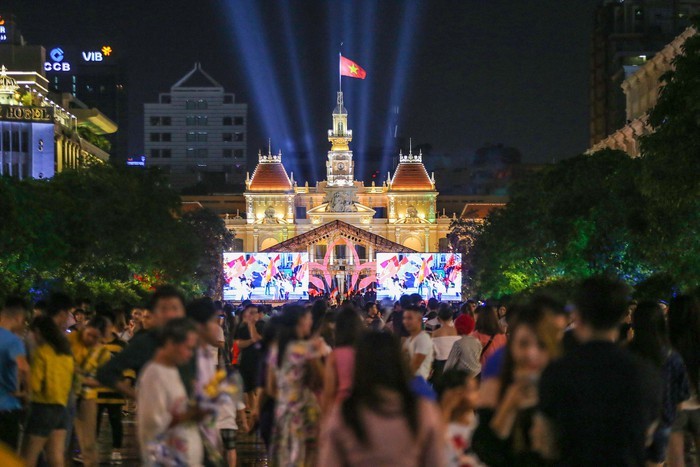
[259,237,279,250]
[402,235,422,251]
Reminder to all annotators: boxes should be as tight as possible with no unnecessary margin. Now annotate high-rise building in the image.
[0,17,115,179]
[44,43,128,160]
[0,12,128,160]
[144,63,247,192]
[589,0,700,147]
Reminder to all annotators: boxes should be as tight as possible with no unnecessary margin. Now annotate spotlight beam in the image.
[280,0,318,184]
[356,0,378,181]
[221,0,298,177]
[381,0,423,177]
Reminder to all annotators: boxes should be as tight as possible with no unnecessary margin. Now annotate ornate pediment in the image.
[260,220,416,253]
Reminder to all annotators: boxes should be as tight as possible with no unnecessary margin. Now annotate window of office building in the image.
[197,132,208,142]
[162,149,172,158]
[150,133,161,142]
[187,131,196,142]
[234,116,244,126]
[186,115,196,126]
[162,116,172,126]
[185,100,196,110]
[151,149,161,158]
[223,116,233,126]
[187,148,196,158]
[150,116,161,126]
[234,132,244,142]
[222,133,233,142]
[197,148,208,158]
[197,116,208,126]
[234,149,244,159]
[197,99,208,109]
[223,148,233,158]
[161,133,171,142]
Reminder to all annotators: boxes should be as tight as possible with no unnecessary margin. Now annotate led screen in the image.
[222,252,309,301]
[376,253,462,301]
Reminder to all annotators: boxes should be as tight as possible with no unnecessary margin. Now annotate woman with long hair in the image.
[21,315,75,467]
[472,305,559,466]
[472,305,507,366]
[667,295,700,467]
[318,331,445,466]
[268,305,326,466]
[628,301,689,466]
[321,304,364,413]
[431,304,461,383]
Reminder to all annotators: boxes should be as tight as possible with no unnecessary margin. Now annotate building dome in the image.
[0,65,19,95]
[247,148,293,192]
[389,147,434,191]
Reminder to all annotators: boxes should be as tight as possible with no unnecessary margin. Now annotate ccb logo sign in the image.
[44,47,71,72]
[49,48,64,62]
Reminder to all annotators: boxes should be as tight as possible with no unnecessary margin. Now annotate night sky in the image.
[8,0,600,179]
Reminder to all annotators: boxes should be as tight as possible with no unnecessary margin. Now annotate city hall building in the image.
[222,90,456,294]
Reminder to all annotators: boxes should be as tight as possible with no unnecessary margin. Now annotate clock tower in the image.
[326,91,354,187]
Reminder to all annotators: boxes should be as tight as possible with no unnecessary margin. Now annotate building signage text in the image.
[1,105,54,123]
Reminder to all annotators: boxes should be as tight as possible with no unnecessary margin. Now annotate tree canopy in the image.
[0,165,232,303]
[463,22,700,298]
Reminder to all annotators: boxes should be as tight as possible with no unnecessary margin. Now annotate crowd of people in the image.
[0,276,699,466]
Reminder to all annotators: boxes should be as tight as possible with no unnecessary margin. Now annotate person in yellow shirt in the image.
[68,315,110,467]
[94,315,128,465]
[21,315,74,467]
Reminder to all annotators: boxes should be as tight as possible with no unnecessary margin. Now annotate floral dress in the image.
[269,340,322,467]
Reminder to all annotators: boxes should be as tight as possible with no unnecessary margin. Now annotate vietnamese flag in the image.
[340,55,367,79]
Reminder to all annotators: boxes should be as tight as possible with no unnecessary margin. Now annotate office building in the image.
[144,63,248,192]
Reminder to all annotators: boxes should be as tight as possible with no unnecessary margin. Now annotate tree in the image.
[638,21,700,287]
[471,150,651,297]
[0,166,221,303]
[181,208,236,297]
[447,217,483,297]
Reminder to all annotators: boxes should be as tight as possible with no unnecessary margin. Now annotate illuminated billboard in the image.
[222,252,309,301]
[376,253,462,301]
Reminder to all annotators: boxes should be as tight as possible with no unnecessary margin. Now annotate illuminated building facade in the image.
[0,65,113,179]
[144,63,248,192]
[0,16,116,178]
[588,26,696,157]
[589,0,700,147]
[219,91,453,293]
[44,43,128,160]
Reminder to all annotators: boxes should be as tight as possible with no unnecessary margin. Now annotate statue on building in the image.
[328,191,357,212]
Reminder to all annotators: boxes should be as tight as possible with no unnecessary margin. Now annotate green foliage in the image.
[466,22,700,298]
[0,166,231,304]
[447,218,483,297]
[181,208,236,297]
[470,150,652,297]
[637,19,700,289]
[78,127,112,152]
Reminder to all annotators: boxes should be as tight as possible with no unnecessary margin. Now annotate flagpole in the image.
[338,51,342,93]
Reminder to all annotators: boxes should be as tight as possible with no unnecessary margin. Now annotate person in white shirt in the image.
[137,318,209,467]
[186,298,248,467]
[402,305,435,380]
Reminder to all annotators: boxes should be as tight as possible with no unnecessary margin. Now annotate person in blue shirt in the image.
[0,297,30,451]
